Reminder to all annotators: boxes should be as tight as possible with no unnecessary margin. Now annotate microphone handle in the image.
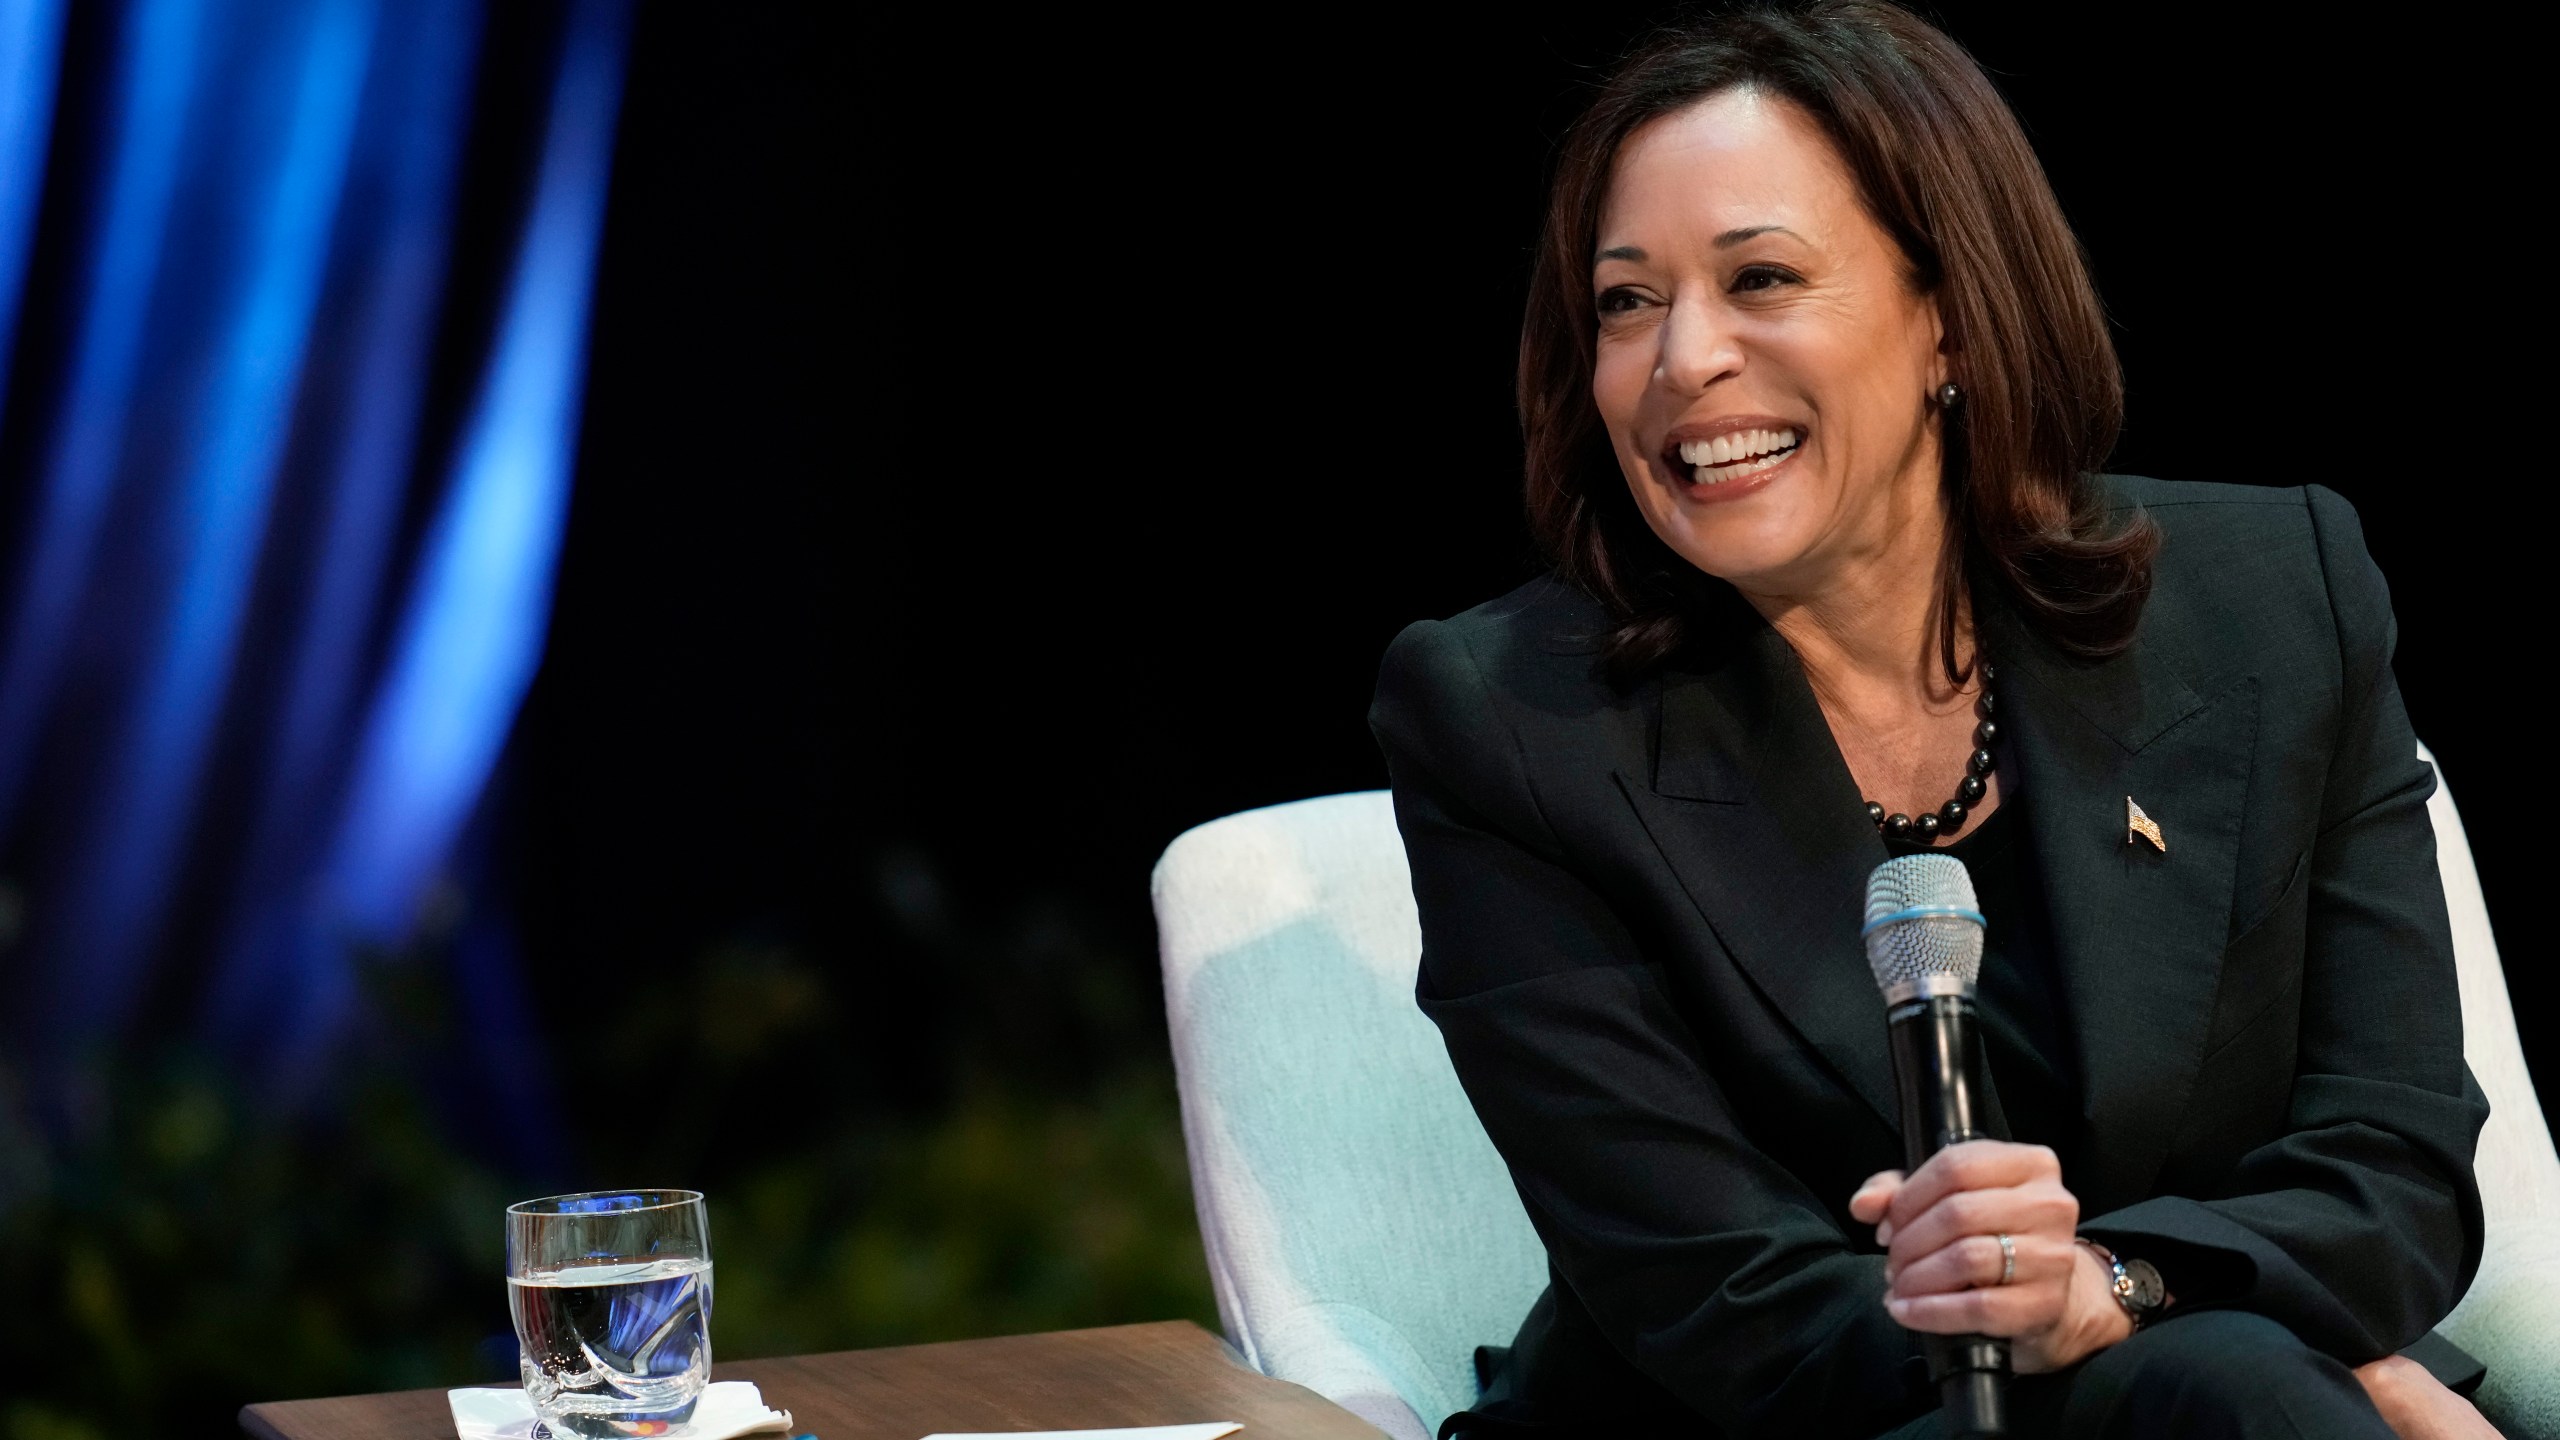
[1887,994,2011,1438]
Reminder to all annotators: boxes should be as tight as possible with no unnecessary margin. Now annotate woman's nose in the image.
[1653,295,1741,395]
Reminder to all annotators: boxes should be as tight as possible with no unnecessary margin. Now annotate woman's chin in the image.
[1665,536,1828,597]
[1642,500,1826,592]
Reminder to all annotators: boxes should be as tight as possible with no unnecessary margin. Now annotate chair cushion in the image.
[1154,792,1549,1438]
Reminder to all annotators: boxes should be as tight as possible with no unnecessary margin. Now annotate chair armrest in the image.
[2440,1221,2560,1439]
[1253,1299,1455,1440]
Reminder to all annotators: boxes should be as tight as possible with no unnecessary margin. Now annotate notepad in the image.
[447,1382,793,1439]
[921,1414,1239,1424]
[919,1426,1242,1440]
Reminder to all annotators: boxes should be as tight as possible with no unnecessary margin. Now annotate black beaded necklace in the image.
[1866,664,1998,845]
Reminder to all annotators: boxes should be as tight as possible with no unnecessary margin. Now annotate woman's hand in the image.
[2353,1355,2500,1439]
[1848,1140,2129,1373]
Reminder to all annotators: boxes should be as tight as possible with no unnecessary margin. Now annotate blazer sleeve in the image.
[1372,618,1928,1440]
[2078,484,2490,1360]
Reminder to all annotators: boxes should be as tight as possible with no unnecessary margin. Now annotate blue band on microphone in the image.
[1859,905,1988,937]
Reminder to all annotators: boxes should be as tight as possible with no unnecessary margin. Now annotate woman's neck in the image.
[1737,503,1972,720]
[1766,573,1968,717]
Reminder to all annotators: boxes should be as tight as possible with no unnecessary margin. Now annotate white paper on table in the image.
[447,1381,794,1439]
[919,1426,1242,1440]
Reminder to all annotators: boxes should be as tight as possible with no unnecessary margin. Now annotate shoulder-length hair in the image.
[1522,1,2155,683]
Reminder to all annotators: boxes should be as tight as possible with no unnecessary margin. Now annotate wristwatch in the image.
[2077,1237,2168,1329]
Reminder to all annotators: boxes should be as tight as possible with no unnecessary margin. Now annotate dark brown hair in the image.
[1521,1,2155,682]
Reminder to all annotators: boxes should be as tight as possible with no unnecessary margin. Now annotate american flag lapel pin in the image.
[2126,795,2166,852]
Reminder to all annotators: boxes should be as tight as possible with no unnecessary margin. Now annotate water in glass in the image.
[506,1189,712,1437]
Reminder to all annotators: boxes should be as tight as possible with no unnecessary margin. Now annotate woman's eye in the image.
[1731,265,1799,293]
[1594,287,1648,315]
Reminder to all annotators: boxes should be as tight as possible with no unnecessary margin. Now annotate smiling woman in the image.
[1519,5,2149,696]
[1373,4,2496,1439]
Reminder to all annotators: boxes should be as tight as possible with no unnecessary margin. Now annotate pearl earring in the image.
[1935,382,1963,410]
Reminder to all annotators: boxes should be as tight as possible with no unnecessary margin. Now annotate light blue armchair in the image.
[1151,747,2560,1439]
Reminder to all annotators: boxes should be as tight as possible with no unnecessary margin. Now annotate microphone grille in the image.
[1862,853,1985,998]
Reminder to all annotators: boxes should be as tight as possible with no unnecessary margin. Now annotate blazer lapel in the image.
[1988,603,2257,1215]
[1617,616,1903,1138]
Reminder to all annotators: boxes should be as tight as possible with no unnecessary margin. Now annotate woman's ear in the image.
[1924,296,1957,396]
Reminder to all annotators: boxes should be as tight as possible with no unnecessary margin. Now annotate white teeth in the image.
[1677,427,1801,477]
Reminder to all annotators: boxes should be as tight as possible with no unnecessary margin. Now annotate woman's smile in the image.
[1654,418,1807,504]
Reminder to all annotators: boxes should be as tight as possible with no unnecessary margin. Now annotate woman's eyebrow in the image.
[1592,226,1806,270]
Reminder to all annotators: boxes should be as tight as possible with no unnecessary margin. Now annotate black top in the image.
[1884,801,2081,1162]
[1371,478,2487,1440]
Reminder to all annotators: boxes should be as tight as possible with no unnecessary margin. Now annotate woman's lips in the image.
[1657,425,1803,500]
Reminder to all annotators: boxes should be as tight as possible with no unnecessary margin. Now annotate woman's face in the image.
[1591,88,1949,600]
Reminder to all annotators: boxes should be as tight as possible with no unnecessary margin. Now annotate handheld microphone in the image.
[1863,852,2008,1437]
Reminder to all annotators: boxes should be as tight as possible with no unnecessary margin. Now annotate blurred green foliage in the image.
[0,1056,511,1439]
[0,928,1216,1438]
[712,1074,1213,1357]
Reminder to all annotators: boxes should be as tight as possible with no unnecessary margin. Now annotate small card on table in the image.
[447,1381,793,1439]
[916,1414,1244,1424]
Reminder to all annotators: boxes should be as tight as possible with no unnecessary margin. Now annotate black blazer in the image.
[1370,478,2488,1440]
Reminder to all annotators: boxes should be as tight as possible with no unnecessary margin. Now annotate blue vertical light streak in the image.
[0,0,200,837]
[0,0,630,1113]
[0,0,67,422]
[44,0,377,1042]
[327,0,628,945]
[199,0,484,1062]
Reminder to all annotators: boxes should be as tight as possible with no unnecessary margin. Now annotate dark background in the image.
[529,0,2543,1160]
[10,3,2519,1435]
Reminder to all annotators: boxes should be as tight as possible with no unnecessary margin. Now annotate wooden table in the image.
[239,1321,1386,1440]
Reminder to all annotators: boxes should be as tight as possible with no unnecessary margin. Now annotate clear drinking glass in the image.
[506,1189,714,1437]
